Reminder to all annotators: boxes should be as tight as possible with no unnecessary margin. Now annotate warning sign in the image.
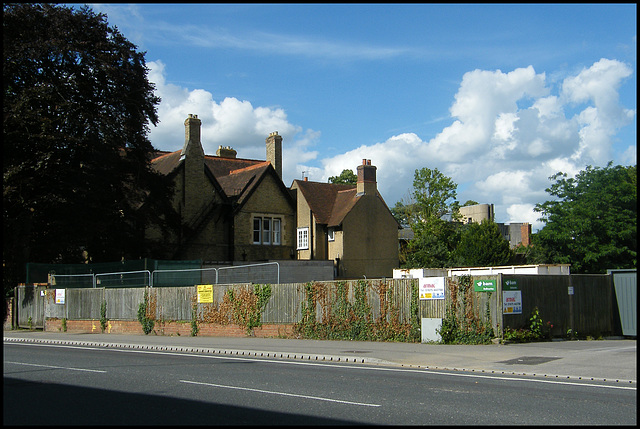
[419,277,445,300]
[197,285,213,303]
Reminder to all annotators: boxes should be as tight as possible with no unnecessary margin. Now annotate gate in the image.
[15,285,47,329]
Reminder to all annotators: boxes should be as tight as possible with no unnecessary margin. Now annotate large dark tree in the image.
[532,162,636,273]
[3,4,175,295]
[454,219,513,267]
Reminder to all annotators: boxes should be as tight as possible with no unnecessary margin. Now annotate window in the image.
[297,227,309,250]
[273,219,281,245]
[327,228,335,242]
[253,218,261,244]
[262,218,271,245]
[253,216,282,246]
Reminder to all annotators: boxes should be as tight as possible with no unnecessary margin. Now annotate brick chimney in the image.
[216,145,237,158]
[266,131,282,179]
[180,114,206,222]
[181,114,202,159]
[357,159,377,196]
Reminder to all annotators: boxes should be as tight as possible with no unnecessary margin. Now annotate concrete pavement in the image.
[3,330,636,385]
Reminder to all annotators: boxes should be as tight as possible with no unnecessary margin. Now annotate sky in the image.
[87,3,636,231]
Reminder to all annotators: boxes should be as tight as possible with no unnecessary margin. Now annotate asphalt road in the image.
[4,341,636,425]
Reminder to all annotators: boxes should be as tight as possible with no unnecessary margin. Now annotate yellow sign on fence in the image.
[197,285,213,303]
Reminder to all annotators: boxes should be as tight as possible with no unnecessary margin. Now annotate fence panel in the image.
[105,287,146,320]
[262,283,303,323]
[155,286,195,321]
[66,288,104,320]
[501,274,613,337]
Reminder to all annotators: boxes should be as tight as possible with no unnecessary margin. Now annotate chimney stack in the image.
[181,114,202,157]
[266,131,282,179]
[357,159,377,196]
[216,145,237,158]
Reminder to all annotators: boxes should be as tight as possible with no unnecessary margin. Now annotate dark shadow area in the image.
[498,356,562,365]
[4,377,365,425]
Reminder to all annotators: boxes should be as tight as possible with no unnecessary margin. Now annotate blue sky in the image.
[88,3,636,231]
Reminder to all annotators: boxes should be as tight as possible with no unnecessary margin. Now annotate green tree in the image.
[3,4,175,295]
[405,218,462,268]
[411,167,460,221]
[533,162,636,273]
[328,169,357,185]
[401,167,462,268]
[454,219,513,267]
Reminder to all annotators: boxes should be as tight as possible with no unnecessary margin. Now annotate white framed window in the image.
[253,218,262,244]
[253,216,282,246]
[273,219,281,245]
[262,218,271,245]
[327,227,335,242]
[297,227,309,250]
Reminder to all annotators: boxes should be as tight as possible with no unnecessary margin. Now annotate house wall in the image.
[341,195,399,278]
[292,184,313,260]
[234,174,295,262]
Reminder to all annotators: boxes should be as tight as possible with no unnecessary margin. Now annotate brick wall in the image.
[3,297,13,330]
[45,317,295,338]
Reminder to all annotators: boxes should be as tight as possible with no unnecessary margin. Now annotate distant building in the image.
[458,203,531,248]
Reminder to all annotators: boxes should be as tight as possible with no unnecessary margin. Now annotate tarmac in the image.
[3,330,636,386]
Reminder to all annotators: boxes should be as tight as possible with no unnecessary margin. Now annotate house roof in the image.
[292,178,401,229]
[150,149,285,209]
[292,180,355,226]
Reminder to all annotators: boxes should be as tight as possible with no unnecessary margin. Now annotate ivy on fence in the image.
[293,279,420,342]
[438,275,494,344]
[137,288,156,335]
[190,284,272,336]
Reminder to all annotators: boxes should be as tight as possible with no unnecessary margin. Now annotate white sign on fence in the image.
[419,277,445,300]
[503,290,522,314]
[55,289,65,305]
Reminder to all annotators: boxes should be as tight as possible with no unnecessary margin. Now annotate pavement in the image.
[3,330,636,386]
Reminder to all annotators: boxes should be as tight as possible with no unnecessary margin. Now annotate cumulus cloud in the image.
[147,60,310,167]
[146,59,634,232]
[306,59,634,231]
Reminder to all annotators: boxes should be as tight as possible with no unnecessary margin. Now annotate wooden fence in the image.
[13,274,619,338]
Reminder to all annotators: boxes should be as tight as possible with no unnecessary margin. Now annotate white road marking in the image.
[5,341,635,391]
[5,361,107,373]
[179,379,381,407]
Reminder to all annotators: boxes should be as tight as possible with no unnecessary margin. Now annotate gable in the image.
[292,180,355,225]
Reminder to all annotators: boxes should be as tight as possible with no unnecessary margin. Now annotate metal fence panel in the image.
[611,270,637,336]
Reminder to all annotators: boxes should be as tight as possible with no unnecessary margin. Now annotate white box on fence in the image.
[421,318,442,343]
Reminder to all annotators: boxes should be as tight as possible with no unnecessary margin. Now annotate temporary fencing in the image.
[46,262,280,288]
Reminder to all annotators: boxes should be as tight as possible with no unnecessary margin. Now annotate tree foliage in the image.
[533,162,636,273]
[454,219,512,267]
[405,218,462,268]
[411,167,460,221]
[328,168,357,185]
[3,4,175,294]
[399,167,464,268]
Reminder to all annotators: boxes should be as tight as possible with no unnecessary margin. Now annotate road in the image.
[4,342,636,425]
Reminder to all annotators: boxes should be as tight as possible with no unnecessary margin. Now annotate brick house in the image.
[145,114,296,263]
[291,160,401,278]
